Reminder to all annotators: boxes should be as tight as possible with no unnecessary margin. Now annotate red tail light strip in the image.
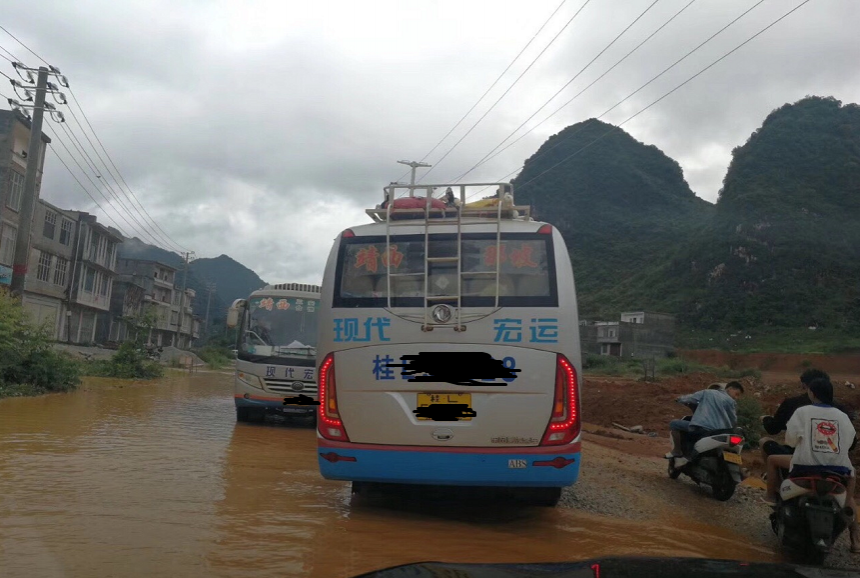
[541,354,580,446]
[318,353,349,442]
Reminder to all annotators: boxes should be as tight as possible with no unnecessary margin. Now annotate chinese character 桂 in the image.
[529,318,559,343]
[260,298,275,311]
[355,246,380,273]
[493,318,523,343]
[372,355,395,380]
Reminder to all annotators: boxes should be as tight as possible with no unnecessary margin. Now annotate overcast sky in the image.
[2,0,858,284]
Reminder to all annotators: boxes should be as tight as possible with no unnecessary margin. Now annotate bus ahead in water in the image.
[227,283,321,423]
[315,182,582,506]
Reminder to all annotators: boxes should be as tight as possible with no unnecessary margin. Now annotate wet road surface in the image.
[0,372,777,577]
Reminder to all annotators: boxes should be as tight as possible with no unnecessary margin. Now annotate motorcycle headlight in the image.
[237,372,264,389]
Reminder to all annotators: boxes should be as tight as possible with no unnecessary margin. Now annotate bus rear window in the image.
[334,233,557,307]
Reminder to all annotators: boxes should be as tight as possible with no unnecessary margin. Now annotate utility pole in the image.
[9,67,48,296]
[397,160,431,186]
[176,251,192,349]
[203,282,216,341]
[6,63,68,297]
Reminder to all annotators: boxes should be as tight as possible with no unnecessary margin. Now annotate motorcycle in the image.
[769,466,854,564]
[666,400,746,501]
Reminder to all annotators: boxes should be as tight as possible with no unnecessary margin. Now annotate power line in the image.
[49,120,167,247]
[66,86,189,252]
[56,112,179,249]
[395,0,569,184]
[464,0,769,203]
[513,0,814,194]
[60,91,185,251]
[1,25,190,252]
[456,0,698,182]
[0,42,20,62]
[40,129,130,237]
[417,0,595,184]
[0,25,49,65]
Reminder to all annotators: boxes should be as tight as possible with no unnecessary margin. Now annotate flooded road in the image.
[0,372,777,578]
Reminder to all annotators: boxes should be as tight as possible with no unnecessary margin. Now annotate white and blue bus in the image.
[228,283,321,423]
[315,182,582,506]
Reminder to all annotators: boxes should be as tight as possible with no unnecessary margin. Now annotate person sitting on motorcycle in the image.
[763,378,860,552]
[666,381,744,465]
[760,368,855,463]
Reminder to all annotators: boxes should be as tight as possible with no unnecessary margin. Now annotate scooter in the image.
[769,467,854,565]
[666,401,746,501]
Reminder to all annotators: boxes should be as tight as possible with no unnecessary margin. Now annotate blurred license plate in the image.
[416,393,472,421]
[723,451,743,465]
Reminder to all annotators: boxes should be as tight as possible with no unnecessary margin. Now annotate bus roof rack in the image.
[365,182,532,223]
[264,283,322,293]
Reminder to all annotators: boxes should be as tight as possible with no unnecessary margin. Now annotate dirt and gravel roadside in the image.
[570,353,860,571]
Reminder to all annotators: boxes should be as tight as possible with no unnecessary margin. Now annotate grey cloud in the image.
[3,0,859,282]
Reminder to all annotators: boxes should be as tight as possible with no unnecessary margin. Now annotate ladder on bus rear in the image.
[366,183,529,331]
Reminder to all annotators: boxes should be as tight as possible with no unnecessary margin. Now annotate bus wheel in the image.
[352,481,374,497]
[518,487,562,507]
[236,408,265,423]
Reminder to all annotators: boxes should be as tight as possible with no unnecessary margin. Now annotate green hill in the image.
[511,97,860,350]
[512,118,713,319]
[117,239,267,326]
[680,96,860,333]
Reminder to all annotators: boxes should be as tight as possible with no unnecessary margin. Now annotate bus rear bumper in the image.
[234,395,317,416]
[317,440,580,487]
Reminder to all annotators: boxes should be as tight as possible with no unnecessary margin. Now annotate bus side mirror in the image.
[226,307,239,328]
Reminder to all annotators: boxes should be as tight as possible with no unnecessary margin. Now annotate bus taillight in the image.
[540,354,580,446]
[318,353,349,441]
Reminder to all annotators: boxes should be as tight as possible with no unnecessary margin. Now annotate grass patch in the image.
[194,346,233,370]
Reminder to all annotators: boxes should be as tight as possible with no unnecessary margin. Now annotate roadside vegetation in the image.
[194,345,234,369]
[0,293,81,398]
[737,396,764,448]
[81,341,164,380]
[582,354,761,381]
[677,327,860,355]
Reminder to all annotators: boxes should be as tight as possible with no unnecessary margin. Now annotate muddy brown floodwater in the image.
[0,372,778,578]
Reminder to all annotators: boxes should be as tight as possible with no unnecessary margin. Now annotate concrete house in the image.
[0,110,50,289]
[21,199,77,339]
[67,213,123,344]
[581,311,676,359]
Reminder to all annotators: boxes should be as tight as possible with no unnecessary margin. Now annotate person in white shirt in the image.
[764,378,859,552]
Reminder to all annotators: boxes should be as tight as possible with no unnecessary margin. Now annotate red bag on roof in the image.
[389,196,449,220]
